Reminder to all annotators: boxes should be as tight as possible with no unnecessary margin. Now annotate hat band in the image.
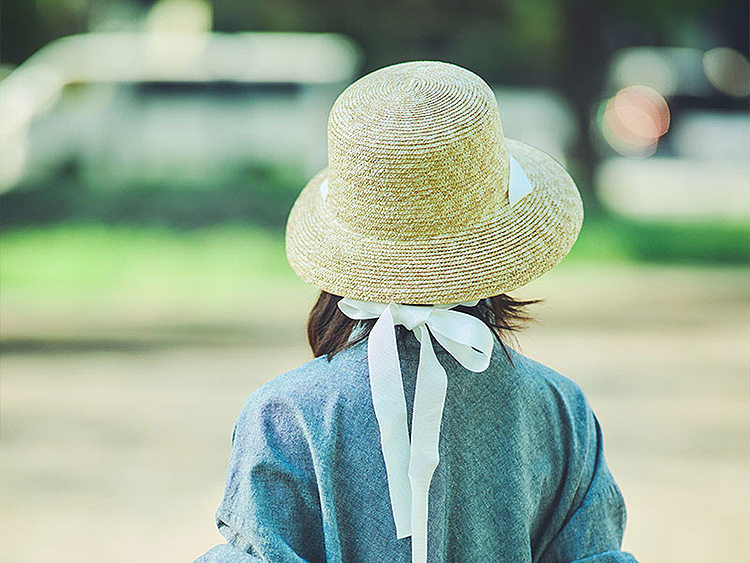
[338,298,494,563]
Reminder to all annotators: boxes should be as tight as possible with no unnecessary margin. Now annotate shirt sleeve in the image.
[537,414,639,563]
[193,393,326,563]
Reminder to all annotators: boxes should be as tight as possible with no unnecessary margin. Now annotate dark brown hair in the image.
[308,291,539,360]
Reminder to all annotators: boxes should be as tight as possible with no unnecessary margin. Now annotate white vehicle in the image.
[0,32,360,192]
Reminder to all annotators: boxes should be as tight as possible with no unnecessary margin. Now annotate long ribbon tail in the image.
[367,305,413,538]
[408,325,448,563]
[339,296,495,561]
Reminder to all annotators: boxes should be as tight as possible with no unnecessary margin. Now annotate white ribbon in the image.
[508,155,534,207]
[338,298,494,563]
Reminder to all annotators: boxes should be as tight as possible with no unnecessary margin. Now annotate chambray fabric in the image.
[195,334,637,563]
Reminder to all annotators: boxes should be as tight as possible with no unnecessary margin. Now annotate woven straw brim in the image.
[286,139,583,305]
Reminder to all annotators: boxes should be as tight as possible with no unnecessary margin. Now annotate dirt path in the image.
[1,264,748,562]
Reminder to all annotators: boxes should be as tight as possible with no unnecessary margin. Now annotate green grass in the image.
[1,220,747,302]
[567,218,749,265]
[0,224,297,302]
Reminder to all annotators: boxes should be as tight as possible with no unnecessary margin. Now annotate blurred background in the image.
[0,1,748,561]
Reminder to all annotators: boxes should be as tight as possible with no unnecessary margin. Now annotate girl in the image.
[196,61,637,563]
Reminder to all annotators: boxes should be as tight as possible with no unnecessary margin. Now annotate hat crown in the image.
[325,61,510,237]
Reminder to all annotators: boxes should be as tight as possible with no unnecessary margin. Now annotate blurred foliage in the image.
[4,0,745,82]
[0,162,305,230]
[609,0,747,44]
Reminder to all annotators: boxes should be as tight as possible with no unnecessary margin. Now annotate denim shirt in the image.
[195,335,638,563]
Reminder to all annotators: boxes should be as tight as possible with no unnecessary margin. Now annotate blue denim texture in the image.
[195,335,638,562]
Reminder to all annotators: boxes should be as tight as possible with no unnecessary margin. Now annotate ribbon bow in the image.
[338,298,494,563]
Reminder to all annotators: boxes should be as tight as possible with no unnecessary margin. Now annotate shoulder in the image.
[500,345,596,438]
[255,340,369,404]
[501,347,609,501]
[232,341,370,440]
[507,346,590,407]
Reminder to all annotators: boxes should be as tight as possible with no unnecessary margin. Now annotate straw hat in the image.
[286,61,583,304]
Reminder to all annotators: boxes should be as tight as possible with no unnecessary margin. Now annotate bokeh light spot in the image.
[601,86,670,158]
[703,47,750,98]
